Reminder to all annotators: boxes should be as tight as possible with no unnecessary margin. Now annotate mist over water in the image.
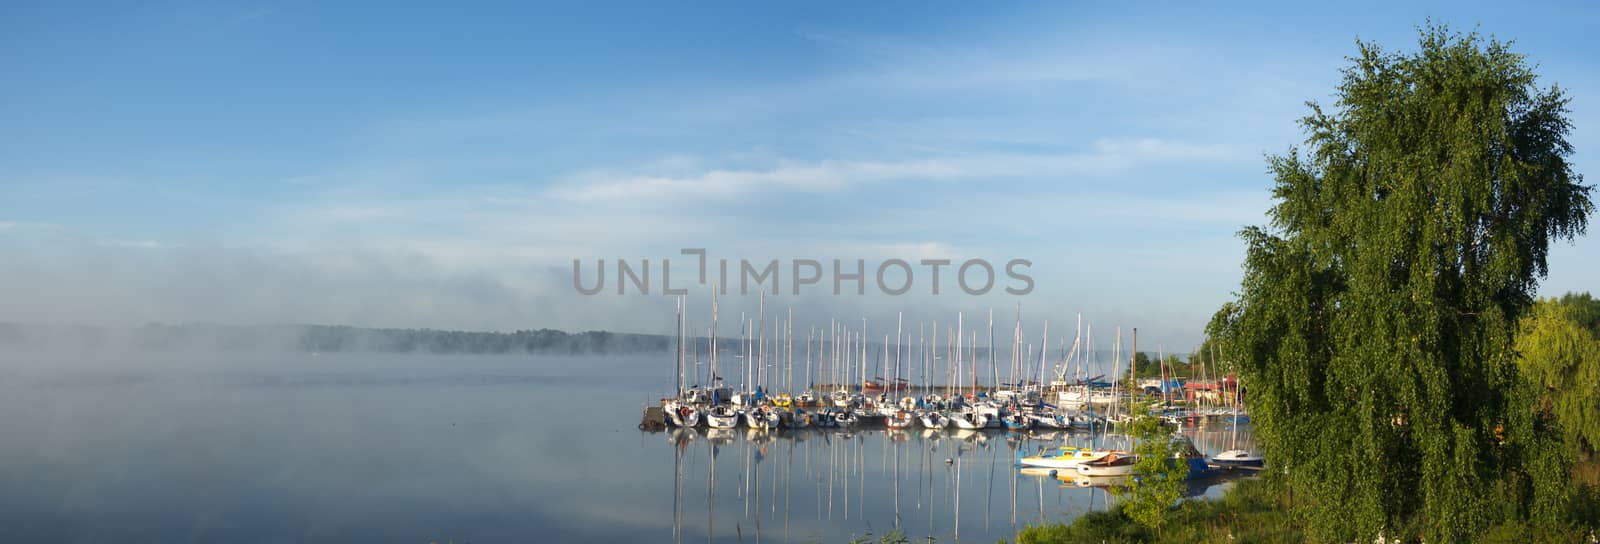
[0,352,1253,543]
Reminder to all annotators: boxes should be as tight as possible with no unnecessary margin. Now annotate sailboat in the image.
[665,400,701,428]
[1001,411,1032,431]
[1212,397,1263,468]
[832,408,860,428]
[830,389,853,408]
[744,405,779,430]
[706,405,741,429]
[951,409,989,430]
[885,409,915,430]
[919,410,950,429]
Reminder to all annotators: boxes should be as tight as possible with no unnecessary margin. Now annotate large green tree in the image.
[1208,26,1592,542]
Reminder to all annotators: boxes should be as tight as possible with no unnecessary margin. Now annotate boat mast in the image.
[1037,320,1048,395]
[711,292,719,389]
[895,311,903,395]
[757,292,765,394]
[1110,326,1122,421]
[674,295,683,396]
[947,312,960,396]
[988,308,996,393]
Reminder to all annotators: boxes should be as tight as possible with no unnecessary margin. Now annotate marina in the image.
[650,413,1260,543]
[638,296,1266,541]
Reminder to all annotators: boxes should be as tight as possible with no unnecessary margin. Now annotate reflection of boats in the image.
[1077,452,1138,476]
[1030,430,1062,442]
[706,405,741,429]
[952,428,987,443]
[1067,474,1130,488]
[705,428,736,445]
[1017,467,1059,477]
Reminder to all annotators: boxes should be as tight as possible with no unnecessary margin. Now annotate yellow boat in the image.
[772,393,793,408]
[1018,446,1113,469]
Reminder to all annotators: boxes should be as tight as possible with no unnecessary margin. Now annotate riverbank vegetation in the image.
[1020,24,1598,543]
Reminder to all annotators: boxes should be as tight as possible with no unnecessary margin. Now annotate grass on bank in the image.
[1007,472,1600,544]
[1013,476,1299,544]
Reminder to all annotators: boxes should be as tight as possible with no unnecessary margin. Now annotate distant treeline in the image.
[294,325,674,354]
[0,322,678,355]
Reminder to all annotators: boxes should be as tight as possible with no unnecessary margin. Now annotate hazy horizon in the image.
[4,2,1596,351]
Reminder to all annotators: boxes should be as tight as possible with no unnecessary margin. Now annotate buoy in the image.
[945,458,953,464]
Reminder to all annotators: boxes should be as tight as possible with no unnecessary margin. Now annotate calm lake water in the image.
[0,353,1255,543]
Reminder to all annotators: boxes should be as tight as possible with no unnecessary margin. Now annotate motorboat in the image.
[1076,452,1138,476]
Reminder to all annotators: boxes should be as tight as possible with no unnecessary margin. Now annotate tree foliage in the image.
[1207,25,1592,542]
[1516,296,1600,456]
[1111,407,1188,534]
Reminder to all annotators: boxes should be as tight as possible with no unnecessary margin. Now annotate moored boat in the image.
[1001,413,1032,431]
[665,401,701,428]
[1211,449,1264,468]
[1018,446,1110,469]
[1076,452,1137,476]
[951,410,989,430]
[706,405,741,429]
[919,410,950,429]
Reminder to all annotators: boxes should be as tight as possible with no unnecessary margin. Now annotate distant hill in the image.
[0,322,674,355]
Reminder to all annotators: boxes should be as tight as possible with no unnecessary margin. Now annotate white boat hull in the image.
[952,412,989,430]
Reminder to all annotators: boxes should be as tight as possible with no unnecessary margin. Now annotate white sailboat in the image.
[951,410,989,430]
[665,400,701,428]
[919,410,950,429]
[706,405,741,429]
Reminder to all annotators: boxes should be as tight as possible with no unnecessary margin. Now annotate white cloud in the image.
[550,138,1244,204]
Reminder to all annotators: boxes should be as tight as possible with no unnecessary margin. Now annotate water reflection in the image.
[658,420,1256,543]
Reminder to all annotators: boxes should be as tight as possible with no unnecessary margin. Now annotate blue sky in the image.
[2,1,1598,350]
